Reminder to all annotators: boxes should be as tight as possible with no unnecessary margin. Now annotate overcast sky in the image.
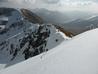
[0,0,98,12]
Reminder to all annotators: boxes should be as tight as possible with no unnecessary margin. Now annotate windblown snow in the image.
[0,28,98,74]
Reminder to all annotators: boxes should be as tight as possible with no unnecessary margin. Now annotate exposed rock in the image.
[21,9,43,24]
[0,8,71,69]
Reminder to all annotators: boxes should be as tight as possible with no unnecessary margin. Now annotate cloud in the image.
[42,0,60,4]
[0,0,98,12]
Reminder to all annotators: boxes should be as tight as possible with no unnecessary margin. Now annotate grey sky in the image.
[0,0,98,12]
[0,0,7,2]
[42,0,60,4]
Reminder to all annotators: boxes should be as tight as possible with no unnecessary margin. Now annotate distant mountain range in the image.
[32,8,94,24]
[62,15,98,35]
[31,8,98,35]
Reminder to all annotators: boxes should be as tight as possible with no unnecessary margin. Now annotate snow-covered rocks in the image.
[0,8,71,70]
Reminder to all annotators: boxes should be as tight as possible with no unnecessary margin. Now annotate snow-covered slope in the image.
[0,28,98,74]
[0,8,70,70]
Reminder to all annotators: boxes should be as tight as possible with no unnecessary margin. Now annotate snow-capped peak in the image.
[0,8,71,70]
[85,15,98,20]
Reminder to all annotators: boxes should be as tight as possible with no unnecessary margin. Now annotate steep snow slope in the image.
[0,28,98,74]
[0,23,69,70]
[0,8,70,70]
